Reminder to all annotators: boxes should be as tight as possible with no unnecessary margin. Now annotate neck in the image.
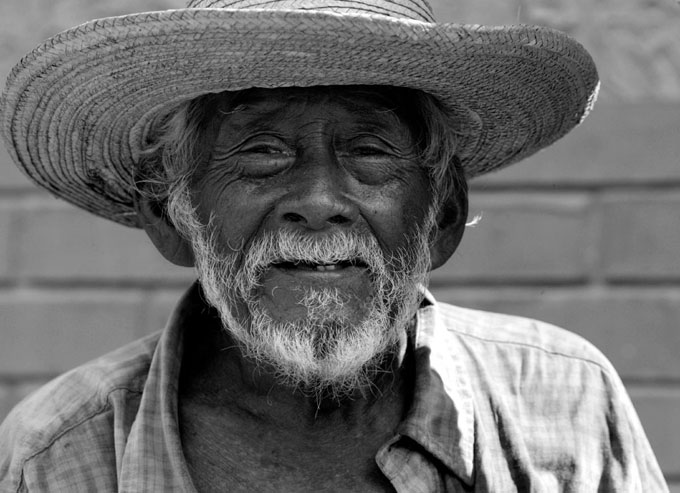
[178,303,415,431]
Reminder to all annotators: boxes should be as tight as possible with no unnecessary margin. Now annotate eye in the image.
[347,136,395,157]
[211,135,295,178]
[240,140,291,155]
[337,135,418,185]
[352,144,390,156]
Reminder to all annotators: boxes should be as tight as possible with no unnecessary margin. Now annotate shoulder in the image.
[429,302,668,490]
[428,301,620,418]
[0,332,162,492]
[433,301,614,372]
[431,302,623,413]
[430,301,622,419]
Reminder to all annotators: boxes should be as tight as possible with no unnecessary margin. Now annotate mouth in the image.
[273,260,369,273]
[258,259,375,324]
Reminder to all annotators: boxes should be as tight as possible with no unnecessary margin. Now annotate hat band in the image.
[186,0,436,22]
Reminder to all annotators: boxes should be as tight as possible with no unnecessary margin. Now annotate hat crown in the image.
[185,0,436,23]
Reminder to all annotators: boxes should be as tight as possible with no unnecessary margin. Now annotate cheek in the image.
[363,178,431,250]
[194,181,275,254]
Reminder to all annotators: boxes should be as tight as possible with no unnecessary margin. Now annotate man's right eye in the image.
[241,144,286,154]
[232,140,294,178]
[239,136,293,156]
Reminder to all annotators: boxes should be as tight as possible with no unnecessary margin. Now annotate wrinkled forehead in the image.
[211,85,422,135]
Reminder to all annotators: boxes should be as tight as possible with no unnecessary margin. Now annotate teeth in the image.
[315,264,339,271]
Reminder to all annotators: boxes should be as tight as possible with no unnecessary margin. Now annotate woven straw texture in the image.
[0,0,599,227]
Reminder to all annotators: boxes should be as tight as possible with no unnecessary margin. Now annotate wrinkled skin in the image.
[194,88,432,326]
[135,86,467,492]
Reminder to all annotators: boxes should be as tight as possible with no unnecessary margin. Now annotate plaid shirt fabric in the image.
[0,284,668,492]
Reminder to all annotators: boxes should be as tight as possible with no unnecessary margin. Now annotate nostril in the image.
[283,212,305,223]
[328,215,350,225]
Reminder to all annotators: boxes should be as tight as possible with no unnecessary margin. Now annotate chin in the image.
[221,297,403,400]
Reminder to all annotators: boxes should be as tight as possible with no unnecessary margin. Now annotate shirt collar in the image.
[397,289,476,485]
[120,284,475,490]
[119,283,199,492]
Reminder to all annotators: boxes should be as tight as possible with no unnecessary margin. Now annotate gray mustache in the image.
[243,230,385,274]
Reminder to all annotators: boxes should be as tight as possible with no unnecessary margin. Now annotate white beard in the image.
[168,188,435,400]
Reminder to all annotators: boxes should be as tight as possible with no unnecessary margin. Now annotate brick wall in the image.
[1,0,678,488]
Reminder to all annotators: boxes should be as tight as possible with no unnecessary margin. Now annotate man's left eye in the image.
[344,133,411,159]
[352,145,389,156]
[242,144,288,155]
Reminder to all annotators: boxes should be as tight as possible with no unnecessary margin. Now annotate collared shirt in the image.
[0,284,668,492]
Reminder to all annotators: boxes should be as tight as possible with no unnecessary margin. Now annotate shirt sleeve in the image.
[451,307,671,491]
[595,363,669,491]
[0,405,33,493]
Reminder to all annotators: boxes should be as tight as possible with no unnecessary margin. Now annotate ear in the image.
[133,192,195,267]
[428,190,468,271]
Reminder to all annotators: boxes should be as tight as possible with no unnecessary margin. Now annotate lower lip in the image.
[274,264,366,277]
[262,265,371,293]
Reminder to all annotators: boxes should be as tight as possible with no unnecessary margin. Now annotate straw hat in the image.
[1,0,599,228]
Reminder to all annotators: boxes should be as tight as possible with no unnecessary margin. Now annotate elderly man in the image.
[0,0,668,491]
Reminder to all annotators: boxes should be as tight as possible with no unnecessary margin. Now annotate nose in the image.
[275,154,359,231]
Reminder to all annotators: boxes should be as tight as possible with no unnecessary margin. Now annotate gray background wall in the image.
[0,0,678,488]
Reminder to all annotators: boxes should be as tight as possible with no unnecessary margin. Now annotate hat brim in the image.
[1,8,599,227]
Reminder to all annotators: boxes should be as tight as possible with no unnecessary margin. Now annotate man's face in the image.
[173,87,437,398]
